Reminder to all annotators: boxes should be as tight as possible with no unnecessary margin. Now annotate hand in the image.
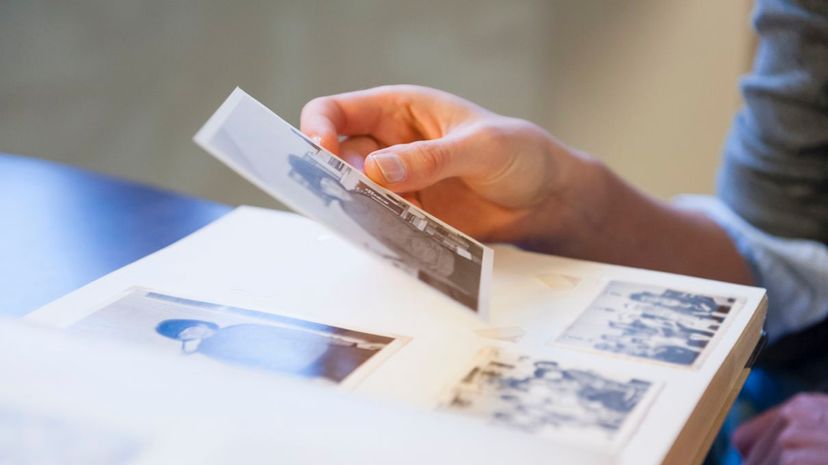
[733,393,828,465]
[301,85,753,285]
[300,85,599,246]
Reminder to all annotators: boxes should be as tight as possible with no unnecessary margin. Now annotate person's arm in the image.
[702,0,828,343]
[301,85,754,285]
[528,160,755,285]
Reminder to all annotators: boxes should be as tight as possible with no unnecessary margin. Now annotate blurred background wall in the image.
[0,0,753,209]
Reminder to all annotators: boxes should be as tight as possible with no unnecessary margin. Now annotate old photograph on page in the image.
[557,281,743,367]
[67,288,406,387]
[193,89,492,316]
[440,347,654,448]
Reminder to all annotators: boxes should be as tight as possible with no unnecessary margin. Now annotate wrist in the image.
[519,144,616,257]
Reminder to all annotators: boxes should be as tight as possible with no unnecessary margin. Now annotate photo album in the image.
[16,89,767,465]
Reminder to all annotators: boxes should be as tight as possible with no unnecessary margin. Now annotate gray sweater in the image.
[684,0,828,350]
[718,0,828,243]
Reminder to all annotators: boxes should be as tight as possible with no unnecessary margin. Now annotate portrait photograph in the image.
[68,288,406,387]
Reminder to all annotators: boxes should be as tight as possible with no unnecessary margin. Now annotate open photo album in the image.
[12,90,768,465]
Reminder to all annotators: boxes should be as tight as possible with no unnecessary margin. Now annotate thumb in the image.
[364,137,467,192]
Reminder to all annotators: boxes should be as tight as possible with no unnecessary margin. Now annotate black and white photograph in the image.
[68,288,406,386]
[557,281,743,366]
[194,89,492,315]
[441,348,653,446]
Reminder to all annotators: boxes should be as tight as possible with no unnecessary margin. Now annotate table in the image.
[0,153,232,317]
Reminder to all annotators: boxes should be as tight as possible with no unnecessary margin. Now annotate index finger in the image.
[300,87,399,155]
[300,85,474,156]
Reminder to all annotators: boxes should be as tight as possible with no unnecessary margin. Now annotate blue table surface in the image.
[0,153,232,317]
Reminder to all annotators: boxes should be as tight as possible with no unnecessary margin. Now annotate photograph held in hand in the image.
[194,88,493,317]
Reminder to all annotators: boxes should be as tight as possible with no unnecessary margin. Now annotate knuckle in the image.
[783,396,804,417]
[478,122,503,140]
[382,84,424,101]
[781,404,797,421]
[795,392,810,401]
[301,96,337,125]
[472,117,536,148]
[786,393,814,415]
[415,143,448,178]
[472,120,509,146]
[778,426,800,448]
[395,84,425,94]
[303,96,328,112]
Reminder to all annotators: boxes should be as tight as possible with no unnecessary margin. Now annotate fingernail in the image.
[371,153,406,183]
[310,135,322,146]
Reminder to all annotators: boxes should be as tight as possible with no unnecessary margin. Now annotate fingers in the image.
[401,192,423,209]
[300,85,481,155]
[301,96,344,154]
[302,88,555,210]
[746,422,828,465]
[337,135,427,210]
[777,448,828,465]
[779,392,828,426]
[363,138,456,191]
[777,424,828,449]
[737,393,828,465]
[734,406,782,457]
[339,135,381,171]
[742,413,786,465]
[363,122,521,194]
[362,132,492,193]
[301,87,398,141]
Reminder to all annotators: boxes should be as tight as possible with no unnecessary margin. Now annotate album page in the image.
[0,320,603,465]
[26,206,766,465]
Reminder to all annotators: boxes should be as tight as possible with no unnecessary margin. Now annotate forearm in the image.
[529,158,755,285]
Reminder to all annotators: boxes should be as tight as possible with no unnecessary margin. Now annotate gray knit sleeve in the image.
[717,0,828,243]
